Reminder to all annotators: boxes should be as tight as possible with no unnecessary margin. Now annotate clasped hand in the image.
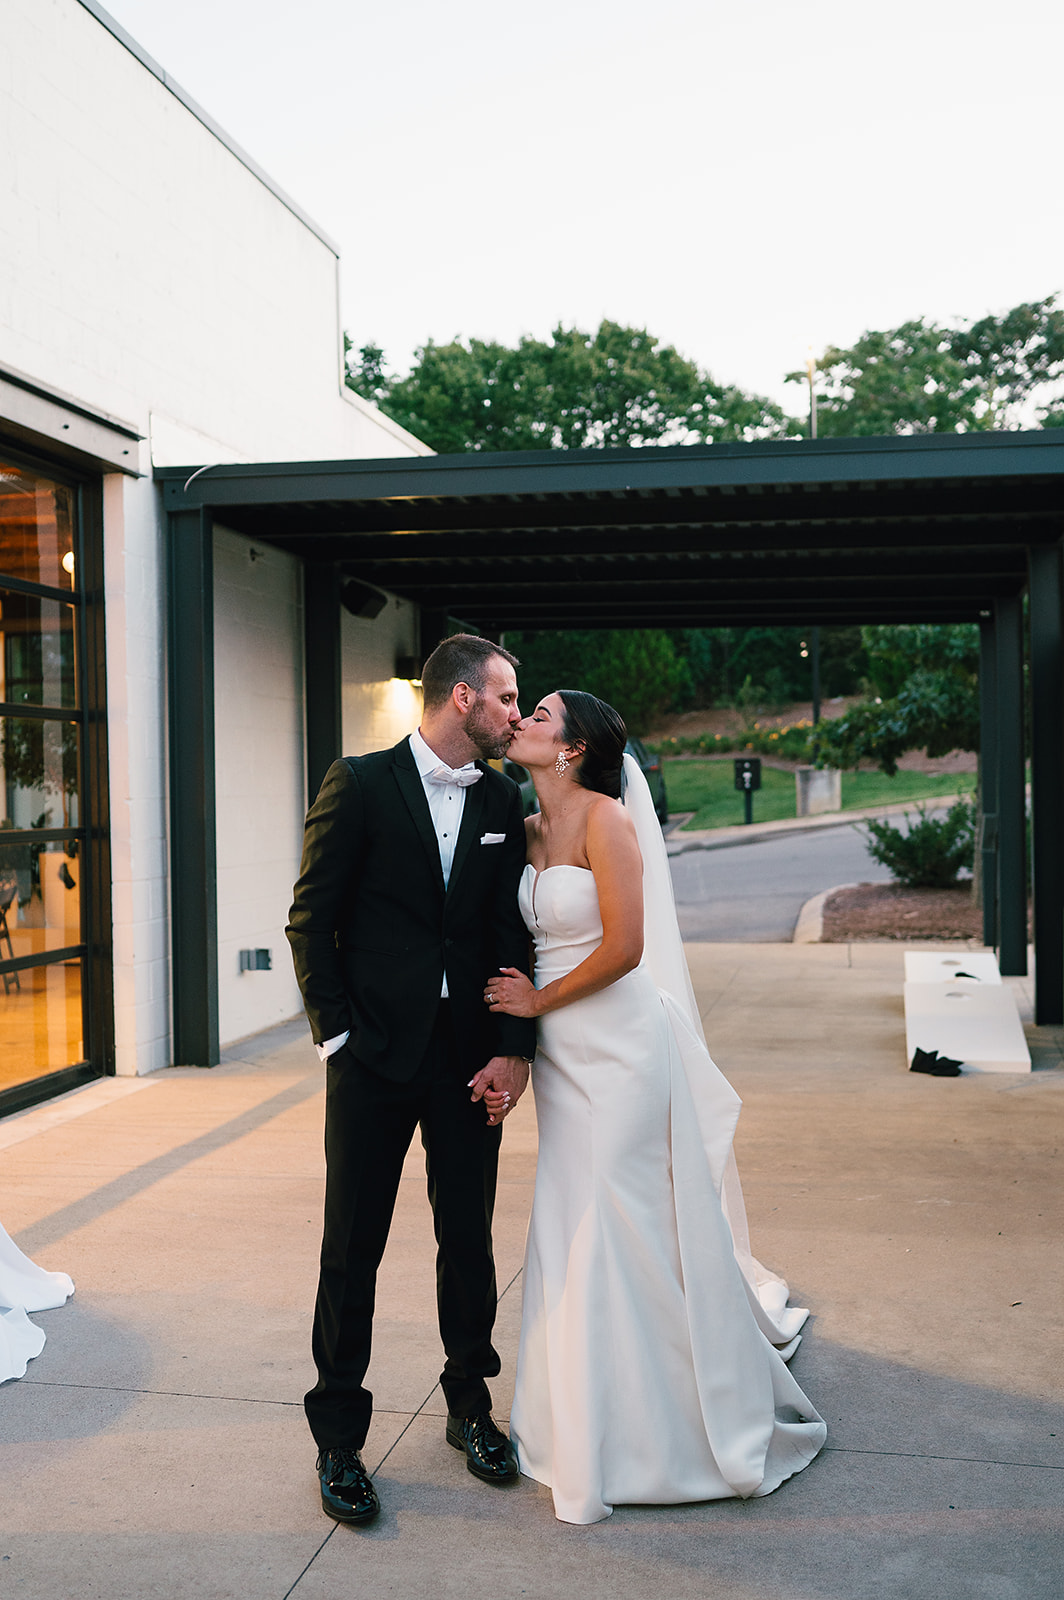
[468,1053,529,1126]
[483,967,539,1018]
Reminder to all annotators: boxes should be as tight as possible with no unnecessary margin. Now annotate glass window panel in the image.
[0,837,81,959]
[0,588,77,707]
[0,716,79,830]
[0,465,76,591]
[0,957,84,1094]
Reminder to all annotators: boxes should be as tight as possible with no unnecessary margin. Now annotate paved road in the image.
[670,820,895,941]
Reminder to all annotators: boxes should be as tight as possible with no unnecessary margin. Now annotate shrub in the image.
[861,800,975,888]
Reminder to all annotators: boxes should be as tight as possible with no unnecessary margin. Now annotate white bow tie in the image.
[427,762,482,788]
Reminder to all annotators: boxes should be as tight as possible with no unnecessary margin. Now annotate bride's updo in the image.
[556,690,626,800]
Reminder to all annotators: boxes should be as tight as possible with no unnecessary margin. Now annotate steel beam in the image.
[346,550,1026,583]
[995,593,1028,976]
[1028,541,1064,1022]
[167,506,219,1067]
[158,428,1064,516]
[78,478,116,1078]
[303,563,342,800]
[978,616,999,947]
[465,607,984,629]
[213,504,1059,548]
[439,598,991,624]
[362,580,1010,613]
[419,608,451,658]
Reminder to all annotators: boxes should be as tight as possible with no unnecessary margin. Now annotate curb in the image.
[666,793,969,856]
[792,884,859,944]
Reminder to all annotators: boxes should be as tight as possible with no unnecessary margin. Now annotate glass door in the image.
[0,455,107,1108]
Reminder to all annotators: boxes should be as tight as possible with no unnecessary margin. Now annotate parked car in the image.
[627,735,669,824]
[505,736,668,825]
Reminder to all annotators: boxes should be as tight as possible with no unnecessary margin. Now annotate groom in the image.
[286,633,536,1525]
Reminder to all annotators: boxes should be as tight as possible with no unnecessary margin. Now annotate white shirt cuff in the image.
[317,1030,350,1061]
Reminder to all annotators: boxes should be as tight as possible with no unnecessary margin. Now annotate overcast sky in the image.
[99,0,1064,415]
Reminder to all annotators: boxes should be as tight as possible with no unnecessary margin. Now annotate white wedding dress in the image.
[509,758,826,1524]
[0,1222,74,1382]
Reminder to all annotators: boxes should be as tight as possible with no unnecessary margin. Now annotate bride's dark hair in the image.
[556,690,626,800]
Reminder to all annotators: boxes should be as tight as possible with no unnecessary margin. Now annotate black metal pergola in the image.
[159,428,1064,1064]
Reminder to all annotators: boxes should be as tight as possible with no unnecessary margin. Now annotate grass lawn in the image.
[664,759,976,832]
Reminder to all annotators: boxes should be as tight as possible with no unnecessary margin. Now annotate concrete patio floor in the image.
[2,941,1063,1599]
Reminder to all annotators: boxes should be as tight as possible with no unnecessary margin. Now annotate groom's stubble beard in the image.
[464,692,515,761]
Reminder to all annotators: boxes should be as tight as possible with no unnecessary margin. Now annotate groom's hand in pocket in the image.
[469,1055,530,1125]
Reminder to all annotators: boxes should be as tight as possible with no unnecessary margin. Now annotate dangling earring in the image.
[555,750,570,776]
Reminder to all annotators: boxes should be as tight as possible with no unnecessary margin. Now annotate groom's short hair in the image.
[421,633,520,710]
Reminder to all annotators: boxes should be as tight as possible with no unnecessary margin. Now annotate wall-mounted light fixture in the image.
[341,580,389,620]
[396,655,423,683]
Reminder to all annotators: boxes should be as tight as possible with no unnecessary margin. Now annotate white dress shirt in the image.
[317,730,474,1060]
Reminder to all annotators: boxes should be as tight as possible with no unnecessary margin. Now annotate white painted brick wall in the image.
[214,537,423,1047]
[213,528,306,1046]
[341,604,424,759]
[2,0,432,1072]
[2,0,426,465]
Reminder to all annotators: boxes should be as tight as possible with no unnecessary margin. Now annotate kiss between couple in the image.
[286,633,826,1527]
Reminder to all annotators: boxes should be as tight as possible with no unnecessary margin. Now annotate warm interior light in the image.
[62,551,75,574]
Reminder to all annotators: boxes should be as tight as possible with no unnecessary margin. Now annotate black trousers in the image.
[304,1001,503,1449]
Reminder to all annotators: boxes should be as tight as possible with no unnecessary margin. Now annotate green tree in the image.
[952,299,1064,428]
[814,625,979,775]
[344,336,388,405]
[346,322,792,454]
[507,629,691,735]
[789,295,1064,437]
[666,625,867,708]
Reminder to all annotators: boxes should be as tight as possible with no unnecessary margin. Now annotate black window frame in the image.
[0,437,114,1117]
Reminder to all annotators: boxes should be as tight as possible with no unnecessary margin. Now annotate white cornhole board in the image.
[904,951,1002,986]
[904,949,1031,1073]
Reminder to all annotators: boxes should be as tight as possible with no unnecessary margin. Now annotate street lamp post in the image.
[804,355,820,757]
[799,629,822,761]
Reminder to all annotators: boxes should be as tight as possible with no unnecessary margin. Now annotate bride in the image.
[0,1221,74,1382]
[484,689,826,1525]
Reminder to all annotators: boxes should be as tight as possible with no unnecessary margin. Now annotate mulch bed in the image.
[821,882,982,942]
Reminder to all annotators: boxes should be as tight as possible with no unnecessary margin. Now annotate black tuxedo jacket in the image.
[286,739,536,1081]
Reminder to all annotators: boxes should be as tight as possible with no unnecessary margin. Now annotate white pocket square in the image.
[480,832,507,845]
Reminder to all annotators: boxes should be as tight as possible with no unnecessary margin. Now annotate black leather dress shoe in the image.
[317,1447,380,1524]
[445,1413,519,1483]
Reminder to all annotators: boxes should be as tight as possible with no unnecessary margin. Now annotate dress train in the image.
[0,1221,74,1382]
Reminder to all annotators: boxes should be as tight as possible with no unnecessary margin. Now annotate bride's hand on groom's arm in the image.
[483,967,540,1017]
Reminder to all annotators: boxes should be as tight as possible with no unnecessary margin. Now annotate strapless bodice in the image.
[518,863,603,978]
